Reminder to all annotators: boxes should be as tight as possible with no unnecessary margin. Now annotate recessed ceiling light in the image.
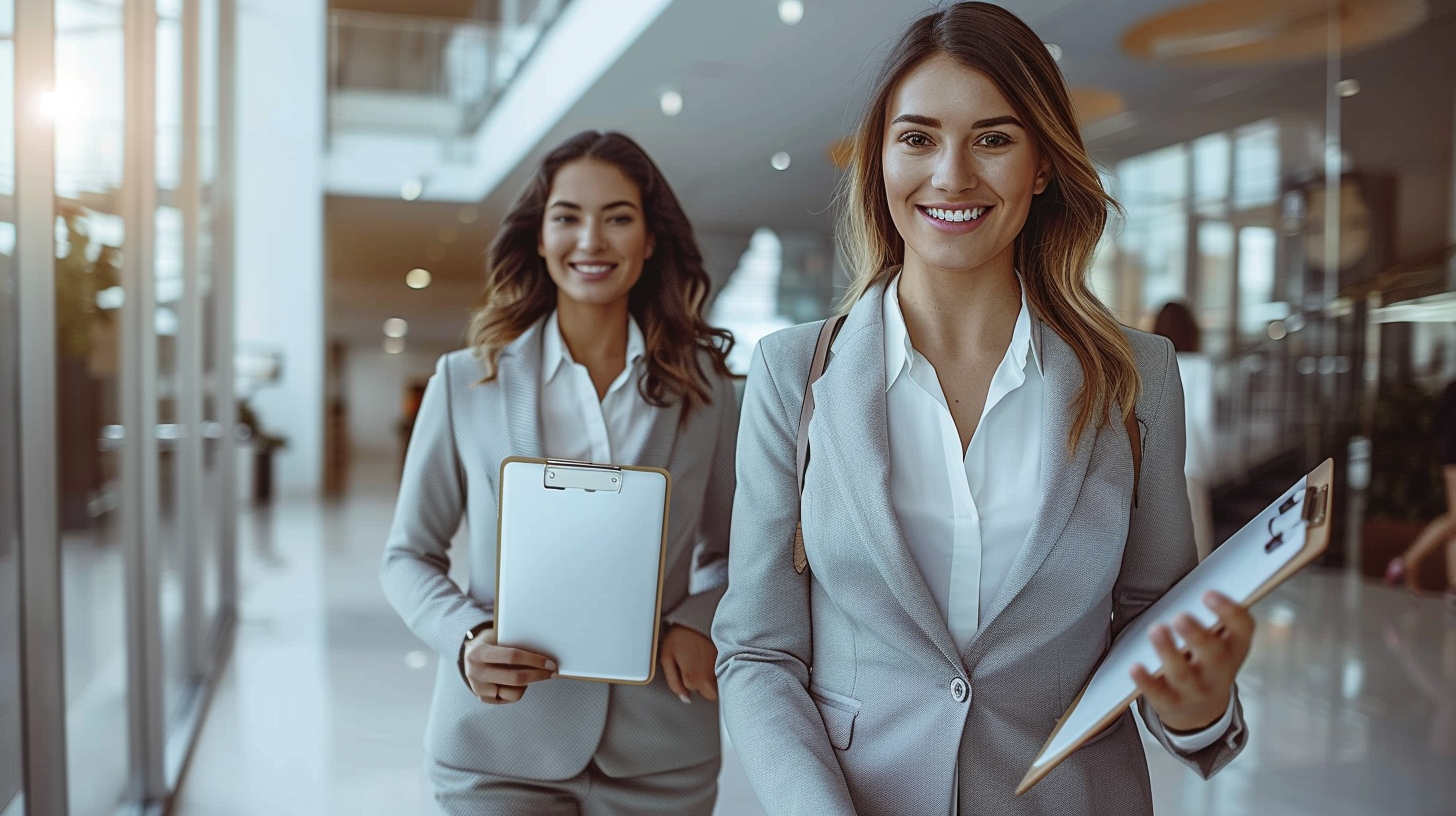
[405,268,432,289]
[660,90,683,117]
[1045,43,1063,61]
[1337,78,1361,98]
[400,178,424,201]
[771,152,792,171]
[779,0,804,25]
[383,317,408,338]
[383,337,406,355]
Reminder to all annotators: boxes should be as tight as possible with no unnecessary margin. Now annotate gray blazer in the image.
[713,283,1247,816]
[380,318,738,781]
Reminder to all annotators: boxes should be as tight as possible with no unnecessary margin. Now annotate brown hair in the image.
[467,130,733,417]
[1153,302,1201,353]
[836,1,1138,449]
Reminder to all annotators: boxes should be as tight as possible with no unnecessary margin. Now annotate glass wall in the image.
[54,0,131,810]
[0,0,22,810]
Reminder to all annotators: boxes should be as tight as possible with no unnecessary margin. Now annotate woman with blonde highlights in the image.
[713,4,1251,814]
[383,130,737,814]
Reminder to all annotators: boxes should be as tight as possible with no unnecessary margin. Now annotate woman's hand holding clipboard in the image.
[1018,458,1335,795]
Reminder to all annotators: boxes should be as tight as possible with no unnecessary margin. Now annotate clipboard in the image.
[1017,457,1335,795]
[494,456,671,684]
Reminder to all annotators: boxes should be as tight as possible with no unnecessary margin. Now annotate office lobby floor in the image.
[172,456,1456,816]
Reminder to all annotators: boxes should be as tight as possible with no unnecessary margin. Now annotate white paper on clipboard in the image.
[495,457,671,684]
[1018,458,1334,795]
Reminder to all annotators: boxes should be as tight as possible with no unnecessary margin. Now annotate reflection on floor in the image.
[174,457,1456,816]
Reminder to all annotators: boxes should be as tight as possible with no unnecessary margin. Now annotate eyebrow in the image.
[889,114,1025,130]
[547,200,640,211]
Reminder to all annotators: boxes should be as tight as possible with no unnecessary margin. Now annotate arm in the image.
[712,342,858,815]
[380,355,556,703]
[663,371,739,638]
[660,372,740,702]
[1116,339,1249,776]
[379,355,493,661]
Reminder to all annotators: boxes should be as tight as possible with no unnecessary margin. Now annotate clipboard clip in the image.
[543,459,625,493]
[1264,483,1330,552]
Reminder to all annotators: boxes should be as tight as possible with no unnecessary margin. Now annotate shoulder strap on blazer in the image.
[1125,410,1141,509]
[793,314,847,574]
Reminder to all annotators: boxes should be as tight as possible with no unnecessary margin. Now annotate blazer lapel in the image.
[965,320,1095,658]
[496,319,546,459]
[812,283,966,671]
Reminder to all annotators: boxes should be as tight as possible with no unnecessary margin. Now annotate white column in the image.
[234,0,327,494]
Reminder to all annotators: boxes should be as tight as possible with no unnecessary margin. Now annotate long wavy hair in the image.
[836,1,1139,450]
[468,130,733,417]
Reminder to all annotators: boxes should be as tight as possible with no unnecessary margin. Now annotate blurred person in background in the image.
[713,4,1251,815]
[1385,378,1456,612]
[381,130,738,815]
[1153,301,1216,560]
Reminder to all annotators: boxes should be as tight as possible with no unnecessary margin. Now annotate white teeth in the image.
[573,263,613,274]
[926,207,986,223]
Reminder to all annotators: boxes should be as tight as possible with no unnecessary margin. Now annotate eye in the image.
[977,132,1012,148]
[898,131,933,149]
[551,214,577,224]
[608,214,635,225]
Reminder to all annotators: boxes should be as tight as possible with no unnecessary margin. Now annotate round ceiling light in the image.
[405,268,432,289]
[1122,0,1427,66]
[660,91,683,117]
[1068,86,1128,127]
[771,152,792,171]
[400,178,424,201]
[383,317,409,338]
[779,0,804,25]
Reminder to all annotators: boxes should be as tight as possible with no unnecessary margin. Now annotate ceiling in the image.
[326,0,1456,348]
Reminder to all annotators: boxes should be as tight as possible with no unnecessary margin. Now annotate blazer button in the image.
[951,677,969,703]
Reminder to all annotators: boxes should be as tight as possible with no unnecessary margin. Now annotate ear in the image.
[645,233,656,260]
[1033,157,1053,195]
[537,232,545,258]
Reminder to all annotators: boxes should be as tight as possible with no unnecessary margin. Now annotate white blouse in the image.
[539,311,655,464]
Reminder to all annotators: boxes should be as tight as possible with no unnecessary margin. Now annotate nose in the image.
[578,218,607,252]
[932,147,979,195]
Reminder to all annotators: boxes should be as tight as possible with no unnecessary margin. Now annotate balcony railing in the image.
[327,1,569,144]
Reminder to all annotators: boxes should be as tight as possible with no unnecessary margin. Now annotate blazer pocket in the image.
[808,684,861,750]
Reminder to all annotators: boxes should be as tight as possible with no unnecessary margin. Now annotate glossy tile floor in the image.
[173,457,1456,816]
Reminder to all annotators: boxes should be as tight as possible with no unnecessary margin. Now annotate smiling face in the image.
[881,53,1051,280]
[537,157,655,312]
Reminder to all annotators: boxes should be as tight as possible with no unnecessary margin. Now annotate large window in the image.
[0,1,22,811]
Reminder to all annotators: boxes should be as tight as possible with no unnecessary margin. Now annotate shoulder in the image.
[433,348,490,397]
[755,320,832,380]
[1119,325,1176,375]
[1118,326,1179,418]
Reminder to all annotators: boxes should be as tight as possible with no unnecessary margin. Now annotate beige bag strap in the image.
[790,314,1142,573]
[793,315,847,574]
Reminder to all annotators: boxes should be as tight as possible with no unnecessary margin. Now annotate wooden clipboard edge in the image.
[1015,457,1335,796]
[493,456,673,686]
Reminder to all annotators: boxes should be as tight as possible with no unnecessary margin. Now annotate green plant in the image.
[1367,378,1445,521]
[55,203,119,358]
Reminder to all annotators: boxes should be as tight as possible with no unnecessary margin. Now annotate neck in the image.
[555,296,630,371]
[896,252,1022,355]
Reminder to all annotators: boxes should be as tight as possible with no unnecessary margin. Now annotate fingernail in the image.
[678,694,692,704]
[545,661,557,671]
